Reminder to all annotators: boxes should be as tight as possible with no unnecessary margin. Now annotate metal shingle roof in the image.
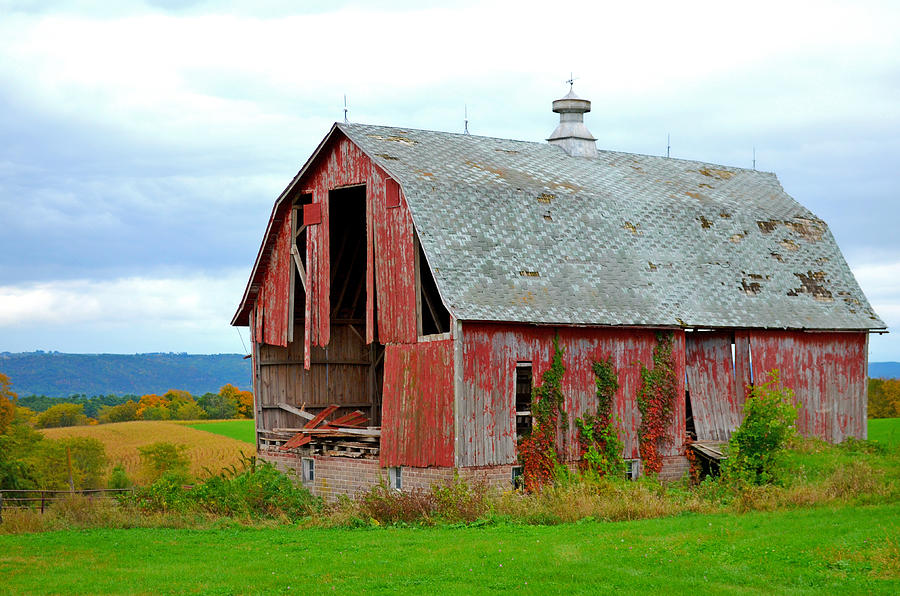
[338,123,884,330]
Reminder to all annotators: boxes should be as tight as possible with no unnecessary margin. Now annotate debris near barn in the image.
[232,84,885,499]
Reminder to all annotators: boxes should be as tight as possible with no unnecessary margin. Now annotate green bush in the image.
[722,370,798,486]
[138,442,190,483]
[108,464,132,489]
[126,457,318,520]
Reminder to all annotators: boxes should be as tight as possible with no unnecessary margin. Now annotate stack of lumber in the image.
[277,404,380,458]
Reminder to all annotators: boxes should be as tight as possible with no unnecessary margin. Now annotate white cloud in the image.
[0,270,246,329]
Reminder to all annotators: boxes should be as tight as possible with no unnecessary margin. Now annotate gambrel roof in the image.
[335,122,883,331]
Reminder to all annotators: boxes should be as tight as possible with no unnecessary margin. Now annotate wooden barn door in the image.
[684,331,743,442]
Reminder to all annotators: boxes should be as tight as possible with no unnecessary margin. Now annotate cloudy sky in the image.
[1,0,898,360]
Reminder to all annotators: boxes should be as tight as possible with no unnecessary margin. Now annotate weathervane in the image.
[464,104,470,135]
[343,94,349,123]
[566,72,578,91]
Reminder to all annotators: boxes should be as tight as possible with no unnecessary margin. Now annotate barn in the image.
[232,88,884,497]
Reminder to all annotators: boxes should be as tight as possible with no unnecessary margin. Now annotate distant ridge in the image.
[0,352,251,397]
[869,362,900,380]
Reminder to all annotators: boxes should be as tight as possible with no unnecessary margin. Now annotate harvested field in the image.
[40,421,255,483]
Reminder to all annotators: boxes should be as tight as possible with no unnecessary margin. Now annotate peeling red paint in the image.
[253,202,291,348]
[381,340,455,467]
[685,331,740,441]
[460,323,683,467]
[749,331,866,442]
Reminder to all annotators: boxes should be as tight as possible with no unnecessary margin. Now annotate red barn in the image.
[232,90,884,497]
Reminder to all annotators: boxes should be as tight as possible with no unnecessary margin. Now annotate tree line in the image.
[12,384,253,429]
[0,372,252,491]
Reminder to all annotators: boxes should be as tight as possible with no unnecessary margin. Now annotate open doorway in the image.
[328,185,384,425]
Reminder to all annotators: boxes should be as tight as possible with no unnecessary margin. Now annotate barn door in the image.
[684,331,741,442]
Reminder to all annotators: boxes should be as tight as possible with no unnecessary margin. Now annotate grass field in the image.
[184,419,255,444]
[40,421,255,483]
[869,418,900,448]
[1,503,897,594]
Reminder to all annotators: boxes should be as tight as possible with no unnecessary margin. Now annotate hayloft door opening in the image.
[329,185,384,425]
[416,236,451,337]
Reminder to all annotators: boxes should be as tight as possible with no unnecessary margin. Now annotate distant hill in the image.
[869,362,900,380]
[0,352,251,397]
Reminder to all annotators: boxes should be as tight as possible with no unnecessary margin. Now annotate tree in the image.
[98,400,140,424]
[219,384,253,419]
[28,437,107,490]
[136,394,169,419]
[0,373,16,434]
[198,392,236,420]
[173,401,205,420]
[35,403,90,429]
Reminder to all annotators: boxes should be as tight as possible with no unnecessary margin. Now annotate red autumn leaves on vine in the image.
[636,332,678,475]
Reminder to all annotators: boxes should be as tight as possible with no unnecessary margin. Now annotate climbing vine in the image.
[637,332,678,475]
[518,335,566,492]
[576,358,624,478]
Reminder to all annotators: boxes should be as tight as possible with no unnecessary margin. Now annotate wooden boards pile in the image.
[276,404,380,458]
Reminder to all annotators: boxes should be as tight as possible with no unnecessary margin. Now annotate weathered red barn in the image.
[232,89,884,496]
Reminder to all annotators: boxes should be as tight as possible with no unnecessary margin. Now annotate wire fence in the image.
[0,488,135,518]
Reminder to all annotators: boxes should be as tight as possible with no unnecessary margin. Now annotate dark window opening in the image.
[418,241,451,336]
[515,363,533,440]
[329,186,367,321]
[685,389,696,441]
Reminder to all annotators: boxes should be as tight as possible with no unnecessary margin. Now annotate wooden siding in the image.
[459,323,684,467]
[256,324,376,430]
[282,134,418,367]
[748,331,867,442]
[374,177,418,344]
[252,201,292,347]
[685,331,741,442]
[381,340,455,467]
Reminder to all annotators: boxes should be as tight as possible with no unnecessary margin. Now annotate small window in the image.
[625,459,640,481]
[511,466,524,489]
[515,363,533,440]
[302,458,315,483]
[388,466,402,490]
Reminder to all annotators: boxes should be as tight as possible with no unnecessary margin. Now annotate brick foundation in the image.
[658,455,690,481]
[260,449,517,501]
[262,449,688,499]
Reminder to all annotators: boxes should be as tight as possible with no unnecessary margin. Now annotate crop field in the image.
[40,420,255,482]
[184,419,256,444]
[1,503,898,594]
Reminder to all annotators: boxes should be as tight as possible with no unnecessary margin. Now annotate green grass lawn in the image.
[1,504,897,594]
[185,419,255,445]
[869,418,900,448]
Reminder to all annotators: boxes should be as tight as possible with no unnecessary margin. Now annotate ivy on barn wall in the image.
[636,332,678,475]
[518,335,566,492]
[575,357,625,478]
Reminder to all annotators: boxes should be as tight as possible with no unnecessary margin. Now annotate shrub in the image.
[722,370,798,486]
[138,442,190,483]
[108,464,132,489]
[192,458,318,519]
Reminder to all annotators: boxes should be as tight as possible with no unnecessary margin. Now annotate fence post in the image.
[40,491,46,515]
[0,490,4,524]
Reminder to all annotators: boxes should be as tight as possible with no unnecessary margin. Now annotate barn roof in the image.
[334,122,883,331]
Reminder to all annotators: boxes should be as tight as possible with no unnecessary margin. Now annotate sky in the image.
[0,0,898,360]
